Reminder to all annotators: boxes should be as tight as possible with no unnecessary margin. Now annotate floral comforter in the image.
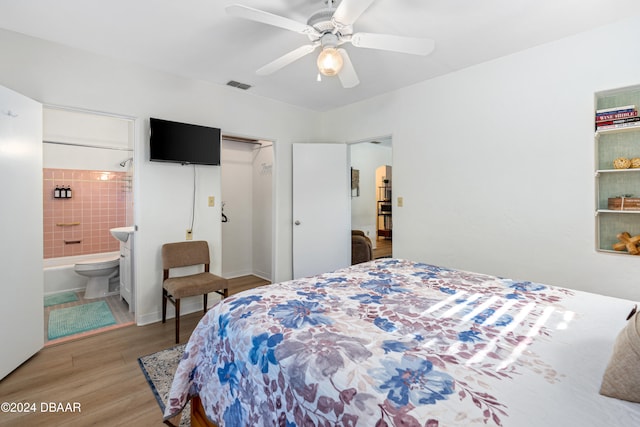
[164,259,640,426]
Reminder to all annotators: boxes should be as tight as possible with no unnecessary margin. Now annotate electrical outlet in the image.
[397,196,404,207]
[208,196,215,207]
[186,229,193,240]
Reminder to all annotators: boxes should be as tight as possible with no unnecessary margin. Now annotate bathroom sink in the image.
[110,226,135,242]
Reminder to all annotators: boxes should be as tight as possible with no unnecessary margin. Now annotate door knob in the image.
[294,220,301,226]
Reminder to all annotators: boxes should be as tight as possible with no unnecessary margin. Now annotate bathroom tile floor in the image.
[44,291,135,346]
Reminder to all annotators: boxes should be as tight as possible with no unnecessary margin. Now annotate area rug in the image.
[48,301,116,340]
[138,344,189,427]
[44,291,78,307]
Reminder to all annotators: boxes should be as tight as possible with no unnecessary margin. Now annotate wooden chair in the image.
[161,240,228,343]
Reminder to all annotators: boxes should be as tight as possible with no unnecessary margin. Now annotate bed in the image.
[164,258,640,426]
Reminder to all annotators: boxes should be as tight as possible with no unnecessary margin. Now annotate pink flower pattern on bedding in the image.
[164,259,574,426]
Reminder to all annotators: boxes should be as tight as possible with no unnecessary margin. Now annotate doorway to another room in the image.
[350,137,393,260]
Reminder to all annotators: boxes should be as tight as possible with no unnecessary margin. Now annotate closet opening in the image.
[220,135,274,283]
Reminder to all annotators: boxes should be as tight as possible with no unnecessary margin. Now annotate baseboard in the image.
[251,271,271,282]
[222,269,253,279]
[223,270,271,282]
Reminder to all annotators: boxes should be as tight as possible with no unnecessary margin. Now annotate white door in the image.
[0,86,43,379]
[293,143,350,278]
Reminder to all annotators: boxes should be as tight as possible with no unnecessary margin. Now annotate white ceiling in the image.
[1,0,640,112]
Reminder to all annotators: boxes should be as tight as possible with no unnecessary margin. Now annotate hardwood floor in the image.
[0,275,269,427]
[373,236,392,259]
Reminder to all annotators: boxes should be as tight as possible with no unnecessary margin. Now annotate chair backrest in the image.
[162,240,211,271]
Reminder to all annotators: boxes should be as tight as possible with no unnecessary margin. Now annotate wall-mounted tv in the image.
[150,117,221,165]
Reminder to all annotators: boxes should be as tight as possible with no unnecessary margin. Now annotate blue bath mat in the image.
[44,291,78,307]
[48,301,116,340]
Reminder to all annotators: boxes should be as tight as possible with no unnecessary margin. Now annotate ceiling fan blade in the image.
[332,0,377,27]
[337,49,359,88]
[256,44,318,76]
[226,4,320,37]
[351,32,435,56]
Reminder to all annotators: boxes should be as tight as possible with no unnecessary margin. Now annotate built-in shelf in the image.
[597,209,640,215]
[594,84,640,255]
[595,124,640,137]
[596,168,640,175]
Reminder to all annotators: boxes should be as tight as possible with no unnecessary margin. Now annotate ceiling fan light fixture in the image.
[317,47,343,76]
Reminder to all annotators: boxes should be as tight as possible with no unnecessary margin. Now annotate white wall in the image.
[0,28,319,324]
[252,143,273,280]
[321,15,640,302]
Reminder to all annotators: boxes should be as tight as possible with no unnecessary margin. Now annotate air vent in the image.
[226,80,252,90]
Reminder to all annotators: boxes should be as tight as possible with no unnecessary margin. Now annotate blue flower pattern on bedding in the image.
[228,294,262,310]
[223,398,245,427]
[349,293,384,304]
[165,259,573,427]
[269,300,333,329]
[374,355,455,407]
[374,316,397,332]
[217,361,244,396]
[249,332,283,374]
[458,330,483,343]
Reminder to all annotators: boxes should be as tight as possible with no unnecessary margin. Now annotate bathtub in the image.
[43,252,120,295]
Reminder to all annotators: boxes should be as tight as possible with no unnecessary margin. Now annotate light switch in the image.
[208,196,215,207]
[397,196,404,207]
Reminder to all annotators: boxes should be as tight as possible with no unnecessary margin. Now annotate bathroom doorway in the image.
[42,106,136,344]
[349,136,393,259]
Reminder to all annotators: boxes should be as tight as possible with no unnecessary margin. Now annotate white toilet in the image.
[74,255,120,299]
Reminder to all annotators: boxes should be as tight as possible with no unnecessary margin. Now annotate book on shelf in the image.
[596,104,636,115]
[596,120,640,131]
[596,116,640,128]
[596,110,638,122]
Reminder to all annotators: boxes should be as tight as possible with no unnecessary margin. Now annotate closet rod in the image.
[221,135,261,145]
[43,140,133,151]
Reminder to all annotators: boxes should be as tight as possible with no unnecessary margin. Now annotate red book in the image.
[596,110,638,122]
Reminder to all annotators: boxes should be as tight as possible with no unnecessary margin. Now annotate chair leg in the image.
[174,298,180,344]
[203,294,208,314]
[162,288,167,324]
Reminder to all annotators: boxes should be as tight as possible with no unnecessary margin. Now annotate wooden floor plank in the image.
[373,237,392,259]
[0,275,269,426]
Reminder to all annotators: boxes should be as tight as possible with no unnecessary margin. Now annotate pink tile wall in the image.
[43,168,130,258]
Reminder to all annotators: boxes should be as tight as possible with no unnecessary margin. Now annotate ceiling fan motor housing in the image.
[307,9,334,30]
[306,8,352,40]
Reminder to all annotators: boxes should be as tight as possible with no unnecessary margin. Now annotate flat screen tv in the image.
[150,117,221,165]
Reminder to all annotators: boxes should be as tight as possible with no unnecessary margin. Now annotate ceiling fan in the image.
[226,0,435,88]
